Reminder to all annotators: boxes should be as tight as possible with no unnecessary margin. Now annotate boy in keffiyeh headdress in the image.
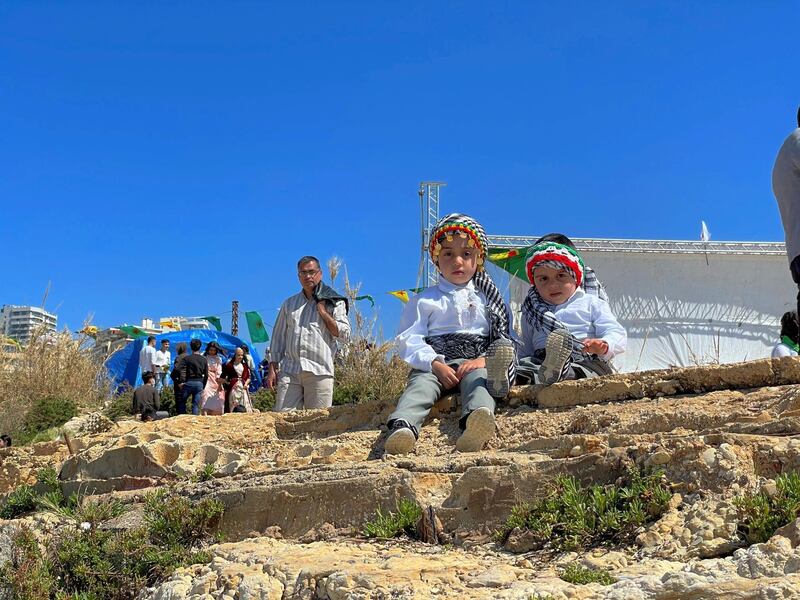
[384,213,516,455]
[518,241,626,385]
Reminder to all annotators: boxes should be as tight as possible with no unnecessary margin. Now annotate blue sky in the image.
[1,2,798,346]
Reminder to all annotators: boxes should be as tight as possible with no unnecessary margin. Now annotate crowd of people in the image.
[135,337,256,421]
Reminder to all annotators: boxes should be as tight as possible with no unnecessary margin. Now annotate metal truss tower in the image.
[418,182,446,286]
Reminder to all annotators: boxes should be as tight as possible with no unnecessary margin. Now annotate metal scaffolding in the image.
[418,182,446,286]
[486,235,786,256]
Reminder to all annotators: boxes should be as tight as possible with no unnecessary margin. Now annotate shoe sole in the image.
[456,407,496,452]
[385,428,416,455]
[485,340,515,398]
[540,329,573,385]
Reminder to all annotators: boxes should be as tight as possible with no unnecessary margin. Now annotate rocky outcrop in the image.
[6,359,800,598]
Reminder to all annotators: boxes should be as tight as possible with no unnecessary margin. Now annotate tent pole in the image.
[231,300,239,335]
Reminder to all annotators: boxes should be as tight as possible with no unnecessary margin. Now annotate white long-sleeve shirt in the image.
[269,292,351,377]
[773,128,800,263]
[395,279,490,372]
[521,288,626,362]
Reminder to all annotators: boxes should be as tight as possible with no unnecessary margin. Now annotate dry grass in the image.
[0,325,113,437]
[329,258,409,405]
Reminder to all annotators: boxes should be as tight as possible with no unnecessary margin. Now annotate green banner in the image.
[202,316,222,332]
[487,248,529,282]
[355,294,375,308]
[118,325,149,339]
[245,311,269,343]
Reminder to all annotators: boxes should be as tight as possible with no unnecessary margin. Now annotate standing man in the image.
[179,338,208,415]
[267,256,351,410]
[773,107,800,341]
[152,339,171,393]
[139,336,157,381]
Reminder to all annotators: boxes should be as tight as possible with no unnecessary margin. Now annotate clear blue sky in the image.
[2,2,798,345]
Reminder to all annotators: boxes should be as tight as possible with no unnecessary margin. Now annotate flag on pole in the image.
[202,316,222,332]
[700,221,711,242]
[245,311,269,343]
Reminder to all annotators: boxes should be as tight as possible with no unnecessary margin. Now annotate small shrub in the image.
[0,484,39,519]
[496,469,673,551]
[559,563,616,586]
[0,526,56,599]
[104,387,134,421]
[251,388,275,412]
[363,498,422,539]
[2,489,224,599]
[736,472,800,544]
[15,396,77,446]
[193,463,216,483]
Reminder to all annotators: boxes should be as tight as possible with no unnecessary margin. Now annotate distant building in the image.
[0,305,57,344]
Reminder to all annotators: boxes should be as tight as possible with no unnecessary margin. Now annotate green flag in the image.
[355,294,375,308]
[245,311,269,343]
[118,325,149,339]
[202,316,222,332]
[487,248,529,282]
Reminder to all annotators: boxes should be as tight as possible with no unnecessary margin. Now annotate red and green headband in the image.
[525,242,585,287]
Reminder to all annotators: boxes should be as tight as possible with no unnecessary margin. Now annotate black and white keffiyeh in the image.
[521,266,608,361]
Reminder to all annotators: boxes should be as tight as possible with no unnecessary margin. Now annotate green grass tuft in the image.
[736,472,800,544]
[363,498,422,539]
[497,468,673,551]
[559,563,617,586]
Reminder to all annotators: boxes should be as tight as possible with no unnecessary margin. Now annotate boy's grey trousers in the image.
[387,359,495,435]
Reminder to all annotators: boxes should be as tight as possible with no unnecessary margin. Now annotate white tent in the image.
[489,238,796,372]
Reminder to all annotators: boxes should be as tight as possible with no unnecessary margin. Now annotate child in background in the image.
[385,213,516,455]
[517,242,626,384]
[772,311,799,358]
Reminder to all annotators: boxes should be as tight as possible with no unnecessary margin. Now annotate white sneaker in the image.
[485,338,516,398]
[540,329,573,385]
[456,407,496,452]
[385,426,416,455]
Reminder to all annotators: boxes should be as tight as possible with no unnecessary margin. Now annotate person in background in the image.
[0,435,12,448]
[240,344,256,389]
[268,255,351,410]
[179,339,208,416]
[221,347,254,413]
[773,107,800,341]
[170,342,188,414]
[152,339,171,393]
[200,341,226,416]
[133,371,160,421]
[772,311,800,358]
[139,336,157,380]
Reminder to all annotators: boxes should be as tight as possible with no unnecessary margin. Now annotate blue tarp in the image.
[104,330,263,392]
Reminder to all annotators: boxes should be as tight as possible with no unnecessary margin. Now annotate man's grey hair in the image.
[297,256,320,269]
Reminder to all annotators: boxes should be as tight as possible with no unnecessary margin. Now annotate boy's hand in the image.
[432,360,459,389]
[455,357,486,381]
[583,338,609,356]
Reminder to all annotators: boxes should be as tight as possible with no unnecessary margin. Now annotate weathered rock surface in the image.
[6,358,800,598]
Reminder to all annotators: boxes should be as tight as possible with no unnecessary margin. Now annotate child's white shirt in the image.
[395,278,490,371]
[521,288,626,361]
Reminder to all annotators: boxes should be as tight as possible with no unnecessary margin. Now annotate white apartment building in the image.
[0,305,57,344]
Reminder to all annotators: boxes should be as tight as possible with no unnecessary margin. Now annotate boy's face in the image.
[437,235,478,285]
[533,265,578,304]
